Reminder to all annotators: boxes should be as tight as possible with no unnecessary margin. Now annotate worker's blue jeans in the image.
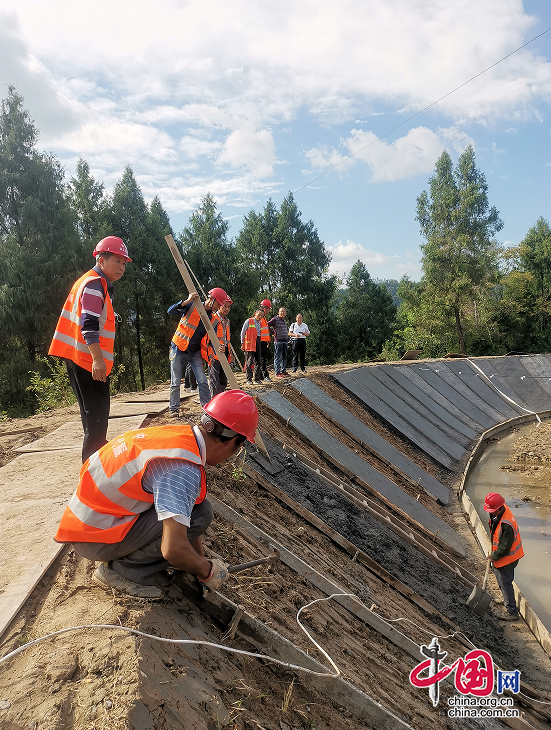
[274,341,288,375]
[494,559,519,615]
[169,343,210,409]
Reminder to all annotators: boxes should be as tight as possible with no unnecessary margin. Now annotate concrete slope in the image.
[489,356,551,413]
[334,369,459,469]
[406,363,497,430]
[375,365,478,441]
[291,378,450,504]
[443,360,523,420]
[259,390,465,556]
[520,354,551,401]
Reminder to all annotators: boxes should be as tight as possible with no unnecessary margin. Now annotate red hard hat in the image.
[93,236,132,262]
[260,299,271,308]
[203,390,258,443]
[484,492,505,513]
[224,295,233,305]
[208,287,230,305]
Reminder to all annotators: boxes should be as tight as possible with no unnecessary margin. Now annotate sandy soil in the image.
[500,422,551,507]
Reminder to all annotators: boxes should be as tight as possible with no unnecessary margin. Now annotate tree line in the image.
[1,86,548,417]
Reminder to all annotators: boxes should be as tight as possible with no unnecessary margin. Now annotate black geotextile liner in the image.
[248,435,519,670]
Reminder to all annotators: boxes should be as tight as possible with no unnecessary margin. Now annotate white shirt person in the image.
[289,314,310,372]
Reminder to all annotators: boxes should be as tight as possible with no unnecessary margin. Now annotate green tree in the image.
[109,167,180,390]
[0,86,79,414]
[336,261,396,361]
[416,146,503,354]
[519,217,551,336]
[68,158,109,243]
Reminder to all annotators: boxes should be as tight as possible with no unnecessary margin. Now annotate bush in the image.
[27,357,76,412]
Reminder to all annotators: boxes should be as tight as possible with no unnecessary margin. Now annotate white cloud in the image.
[328,239,398,275]
[218,127,276,178]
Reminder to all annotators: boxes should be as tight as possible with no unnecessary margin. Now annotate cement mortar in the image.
[249,435,521,673]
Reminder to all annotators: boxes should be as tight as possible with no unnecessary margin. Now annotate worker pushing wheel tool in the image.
[48,236,131,463]
[484,492,524,621]
[54,390,258,600]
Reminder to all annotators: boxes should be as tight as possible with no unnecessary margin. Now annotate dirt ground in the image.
[2,365,551,729]
[500,422,551,507]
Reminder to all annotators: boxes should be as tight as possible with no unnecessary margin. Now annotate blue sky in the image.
[1,0,550,281]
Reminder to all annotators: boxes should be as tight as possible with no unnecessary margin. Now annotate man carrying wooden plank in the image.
[202,296,233,397]
[167,287,230,414]
[54,390,258,600]
[259,299,272,381]
[48,236,132,463]
[241,309,264,386]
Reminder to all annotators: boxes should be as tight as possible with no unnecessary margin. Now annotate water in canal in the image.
[465,423,551,630]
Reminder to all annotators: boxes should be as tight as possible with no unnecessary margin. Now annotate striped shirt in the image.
[141,426,206,526]
[80,266,114,345]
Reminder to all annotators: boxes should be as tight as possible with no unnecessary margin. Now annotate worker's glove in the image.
[199,559,229,590]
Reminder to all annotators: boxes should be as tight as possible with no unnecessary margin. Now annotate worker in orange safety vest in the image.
[484,492,524,621]
[241,309,264,386]
[201,296,233,397]
[48,236,131,463]
[55,390,258,600]
[258,298,272,381]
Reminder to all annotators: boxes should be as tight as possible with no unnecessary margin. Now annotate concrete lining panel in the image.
[393,365,483,433]
[462,359,526,414]
[376,365,478,440]
[489,356,551,413]
[15,415,147,453]
[345,368,467,461]
[410,363,496,429]
[259,390,464,554]
[291,378,449,504]
[520,355,551,400]
[443,360,522,419]
[335,370,455,469]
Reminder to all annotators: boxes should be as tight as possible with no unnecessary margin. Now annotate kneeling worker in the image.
[54,390,258,600]
[484,492,524,620]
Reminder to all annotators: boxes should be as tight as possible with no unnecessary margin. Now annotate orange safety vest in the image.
[172,304,203,352]
[490,505,524,568]
[260,316,270,343]
[201,313,233,365]
[55,425,207,544]
[48,270,115,375]
[243,318,258,352]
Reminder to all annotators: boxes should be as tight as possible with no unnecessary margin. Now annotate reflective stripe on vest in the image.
[243,318,258,351]
[55,425,207,544]
[491,505,524,568]
[48,271,116,374]
[172,306,201,351]
[201,315,232,364]
[260,316,270,342]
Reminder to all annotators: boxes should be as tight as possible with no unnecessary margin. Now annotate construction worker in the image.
[54,390,258,600]
[168,287,230,414]
[48,236,131,463]
[202,296,233,397]
[268,306,289,377]
[259,299,272,381]
[484,492,524,621]
[241,309,264,385]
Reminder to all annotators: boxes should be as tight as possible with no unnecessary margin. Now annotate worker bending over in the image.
[54,390,258,600]
[484,492,524,621]
[168,287,230,414]
[48,237,131,463]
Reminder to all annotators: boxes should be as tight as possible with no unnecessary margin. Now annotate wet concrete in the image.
[247,436,520,670]
[465,423,551,632]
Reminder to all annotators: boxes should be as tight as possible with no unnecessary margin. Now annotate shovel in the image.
[466,559,492,615]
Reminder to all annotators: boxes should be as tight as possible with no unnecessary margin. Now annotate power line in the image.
[294,26,551,194]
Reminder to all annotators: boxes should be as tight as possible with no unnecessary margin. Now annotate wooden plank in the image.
[334,370,455,469]
[15,415,147,453]
[291,378,450,504]
[242,463,437,615]
[210,496,424,661]
[410,363,497,429]
[172,575,414,730]
[377,366,478,440]
[260,391,465,556]
[346,368,467,461]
